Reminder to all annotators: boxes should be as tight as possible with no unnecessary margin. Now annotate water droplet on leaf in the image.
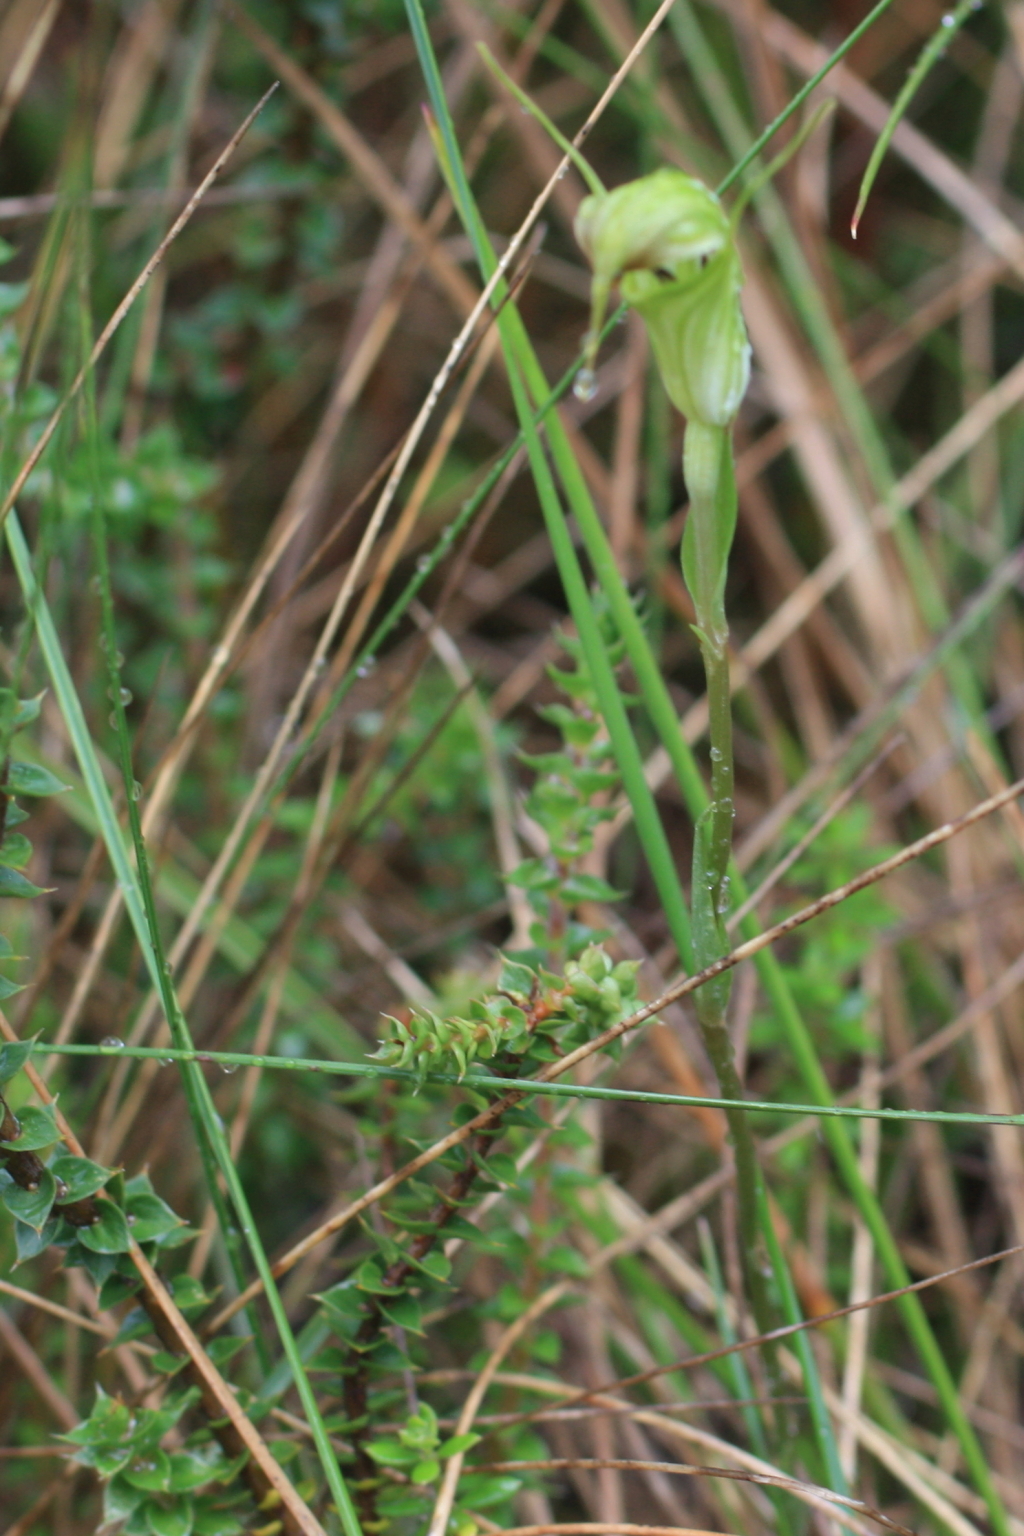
[573,368,597,402]
[101,1036,124,1049]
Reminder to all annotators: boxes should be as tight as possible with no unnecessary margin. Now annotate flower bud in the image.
[574,168,728,300]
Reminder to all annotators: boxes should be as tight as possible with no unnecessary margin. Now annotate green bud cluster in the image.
[364,1401,479,1491]
[370,944,640,1083]
[63,1385,250,1535]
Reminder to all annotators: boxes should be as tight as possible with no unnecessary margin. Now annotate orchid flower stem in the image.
[683,425,779,1373]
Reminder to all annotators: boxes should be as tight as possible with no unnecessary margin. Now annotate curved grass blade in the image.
[850,0,979,238]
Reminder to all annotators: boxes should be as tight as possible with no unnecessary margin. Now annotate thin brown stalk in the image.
[0,1279,110,1338]
[0,1306,79,1430]
[205,773,1024,1331]
[475,1465,915,1536]
[0,1012,326,1536]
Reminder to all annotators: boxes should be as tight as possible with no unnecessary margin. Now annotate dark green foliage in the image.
[63,1387,249,1536]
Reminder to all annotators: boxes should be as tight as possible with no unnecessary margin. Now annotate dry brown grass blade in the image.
[0,1305,78,1430]
[205,773,1024,1331]
[740,264,903,663]
[93,0,187,191]
[0,1278,110,1339]
[129,1248,329,1536]
[823,1390,992,1536]
[427,1282,571,1536]
[120,12,221,452]
[485,1243,1023,1448]
[0,0,61,149]
[475,1463,916,1536]
[474,1525,736,1536]
[311,320,503,710]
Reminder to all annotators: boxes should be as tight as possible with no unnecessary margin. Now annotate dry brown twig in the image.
[206,774,1024,1333]
[0,1012,327,1536]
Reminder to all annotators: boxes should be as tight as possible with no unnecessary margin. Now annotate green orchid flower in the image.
[574,169,749,430]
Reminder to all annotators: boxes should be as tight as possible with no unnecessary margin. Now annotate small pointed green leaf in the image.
[0,866,47,899]
[168,1274,211,1317]
[167,1447,230,1492]
[0,833,32,868]
[76,1199,132,1254]
[1,1166,55,1229]
[144,1496,194,1536]
[439,1433,480,1458]
[124,1190,183,1244]
[0,1037,33,1084]
[6,761,69,797]
[52,1154,112,1202]
[14,1213,58,1260]
[124,1449,172,1491]
[0,1101,59,1150]
[559,872,625,904]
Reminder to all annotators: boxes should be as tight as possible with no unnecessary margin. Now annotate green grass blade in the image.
[406,0,694,968]
[697,1221,771,1459]
[403,0,845,1487]
[28,1042,1024,1128]
[850,0,977,239]
[403,8,1011,1526]
[6,507,364,1536]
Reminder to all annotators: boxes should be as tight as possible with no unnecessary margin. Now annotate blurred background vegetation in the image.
[1,0,1024,1532]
